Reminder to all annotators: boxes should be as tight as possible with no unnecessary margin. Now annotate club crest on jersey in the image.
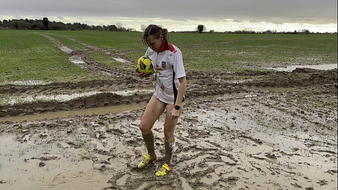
[161,61,167,69]
[155,64,162,70]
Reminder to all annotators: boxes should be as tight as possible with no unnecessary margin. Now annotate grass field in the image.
[0,30,336,83]
[0,30,110,84]
[45,30,337,70]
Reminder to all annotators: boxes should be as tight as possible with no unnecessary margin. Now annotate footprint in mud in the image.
[104,154,197,190]
[125,138,143,147]
[107,169,183,190]
[238,135,263,145]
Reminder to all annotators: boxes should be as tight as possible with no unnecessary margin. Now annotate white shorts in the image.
[153,85,176,104]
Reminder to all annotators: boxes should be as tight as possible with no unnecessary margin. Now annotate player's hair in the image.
[143,24,168,48]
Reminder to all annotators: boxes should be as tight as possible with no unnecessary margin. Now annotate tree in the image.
[107,25,117,31]
[197,25,206,33]
[42,17,49,30]
[301,29,310,34]
[13,21,19,29]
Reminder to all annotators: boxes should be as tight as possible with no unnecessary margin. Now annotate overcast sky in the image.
[1,0,336,32]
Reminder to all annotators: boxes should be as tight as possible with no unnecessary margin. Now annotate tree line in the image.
[0,17,135,31]
[0,18,335,34]
[193,24,334,34]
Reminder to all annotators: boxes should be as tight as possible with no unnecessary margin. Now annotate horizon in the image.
[1,0,336,33]
[1,16,337,33]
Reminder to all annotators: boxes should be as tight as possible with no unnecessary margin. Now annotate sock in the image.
[142,132,156,158]
[165,141,176,165]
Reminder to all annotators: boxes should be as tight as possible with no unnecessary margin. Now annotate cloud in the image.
[0,0,336,24]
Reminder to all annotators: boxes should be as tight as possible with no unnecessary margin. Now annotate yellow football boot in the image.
[155,163,171,176]
[137,154,155,169]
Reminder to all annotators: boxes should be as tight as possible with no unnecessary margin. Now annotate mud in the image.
[0,36,337,189]
[1,89,153,106]
[0,79,148,94]
[0,103,146,123]
[0,87,336,189]
[0,92,152,117]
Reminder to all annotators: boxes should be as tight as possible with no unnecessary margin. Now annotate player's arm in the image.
[175,77,187,107]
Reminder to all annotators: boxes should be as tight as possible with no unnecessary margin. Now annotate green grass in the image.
[0,30,336,83]
[45,32,86,50]
[0,30,108,83]
[44,30,337,72]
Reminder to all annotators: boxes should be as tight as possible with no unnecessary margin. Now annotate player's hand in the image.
[137,72,151,78]
[170,108,180,120]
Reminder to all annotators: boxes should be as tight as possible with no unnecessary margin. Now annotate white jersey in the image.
[146,42,186,104]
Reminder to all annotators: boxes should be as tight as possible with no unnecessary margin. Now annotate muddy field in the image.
[0,35,337,190]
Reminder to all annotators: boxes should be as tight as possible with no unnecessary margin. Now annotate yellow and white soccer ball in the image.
[136,56,154,74]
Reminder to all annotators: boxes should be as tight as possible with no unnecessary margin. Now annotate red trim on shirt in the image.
[159,40,177,53]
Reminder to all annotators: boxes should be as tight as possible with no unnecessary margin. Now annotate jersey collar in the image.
[158,40,176,53]
[158,40,167,53]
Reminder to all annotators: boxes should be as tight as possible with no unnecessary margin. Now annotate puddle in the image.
[69,54,86,66]
[0,80,52,86]
[212,79,254,84]
[0,134,110,190]
[113,89,153,96]
[1,89,153,106]
[60,46,73,54]
[101,49,132,65]
[0,103,146,122]
[113,57,130,64]
[3,91,100,106]
[265,64,337,72]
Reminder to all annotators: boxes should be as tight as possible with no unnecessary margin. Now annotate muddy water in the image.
[266,63,337,72]
[113,57,130,64]
[1,89,153,106]
[0,103,145,122]
[59,46,73,54]
[0,80,52,86]
[69,54,86,66]
[2,91,101,106]
[113,89,153,96]
[0,134,110,190]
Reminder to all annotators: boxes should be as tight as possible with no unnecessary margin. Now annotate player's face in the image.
[146,35,163,52]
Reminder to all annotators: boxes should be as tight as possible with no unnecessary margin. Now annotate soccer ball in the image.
[136,56,154,74]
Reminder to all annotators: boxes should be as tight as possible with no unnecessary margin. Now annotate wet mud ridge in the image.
[0,68,336,118]
[0,92,151,117]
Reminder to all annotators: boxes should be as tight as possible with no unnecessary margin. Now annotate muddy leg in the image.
[163,104,179,165]
[139,96,166,158]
